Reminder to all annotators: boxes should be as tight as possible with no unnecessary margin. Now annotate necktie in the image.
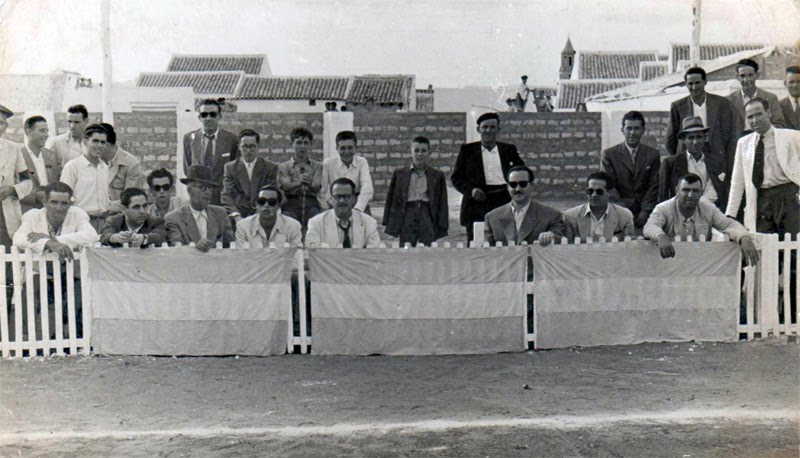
[794,99,800,127]
[197,212,208,240]
[203,134,215,167]
[751,135,764,189]
[629,148,637,165]
[338,220,352,249]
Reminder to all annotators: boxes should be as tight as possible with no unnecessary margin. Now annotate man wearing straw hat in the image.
[165,165,234,252]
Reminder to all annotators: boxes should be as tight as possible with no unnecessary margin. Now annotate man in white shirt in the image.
[235,185,302,248]
[306,177,380,249]
[0,114,33,246]
[19,116,62,214]
[46,104,89,164]
[60,124,111,230]
[515,75,531,112]
[319,130,374,213]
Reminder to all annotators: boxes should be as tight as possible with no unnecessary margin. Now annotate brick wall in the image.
[219,112,324,164]
[353,112,465,201]
[496,112,602,198]
[114,112,178,178]
[641,111,671,157]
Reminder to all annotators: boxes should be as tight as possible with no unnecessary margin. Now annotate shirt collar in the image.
[624,143,638,154]
[481,144,499,154]
[686,151,705,163]
[583,205,608,220]
[411,163,427,174]
[190,207,207,219]
[125,217,145,233]
[511,200,530,215]
[203,129,219,138]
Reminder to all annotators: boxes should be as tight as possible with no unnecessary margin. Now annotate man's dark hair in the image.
[258,184,286,206]
[23,115,47,131]
[678,173,703,187]
[411,135,430,146]
[736,58,759,73]
[621,110,646,128]
[586,171,615,191]
[506,165,534,183]
[786,66,800,75]
[476,112,500,126]
[684,66,707,82]
[197,98,222,111]
[290,127,313,142]
[67,104,88,119]
[146,168,174,188]
[330,177,357,195]
[745,97,770,112]
[44,181,74,200]
[99,123,117,145]
[239,128,260,144]
[335,130,357,146]
[120,187,147,207]
[84,123,109,140]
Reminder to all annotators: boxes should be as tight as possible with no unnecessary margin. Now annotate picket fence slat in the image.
[0,249,8,358]
[53,255,65,356]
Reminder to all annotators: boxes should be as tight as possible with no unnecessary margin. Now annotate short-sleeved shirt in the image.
[60,155,110,215]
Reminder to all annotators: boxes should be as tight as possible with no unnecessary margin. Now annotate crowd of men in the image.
[0,60,798,335]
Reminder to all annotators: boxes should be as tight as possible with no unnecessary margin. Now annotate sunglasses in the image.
[507,181,529,189]
[585,188,606,196]
[257,197,280,207]
[152,184,171,192]
[199,112,219,119]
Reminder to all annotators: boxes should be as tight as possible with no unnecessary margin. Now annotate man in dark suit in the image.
[19,116,61,214]
[600,110,661,231]
[779,66,800,130]
[484,166,564,246]
[727,59,786,137]
[660,117,728,211]
[165,165,234,252]
[183,99,239,205]
[221,129,279,223]
[452,112,524,242]
[383,136,448,246]
[666,67,737,175]
[99,187,166,248]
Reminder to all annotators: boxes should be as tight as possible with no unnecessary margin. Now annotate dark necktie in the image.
[338,220,352,249]
[751,135,764,189]
[203,134,215,167]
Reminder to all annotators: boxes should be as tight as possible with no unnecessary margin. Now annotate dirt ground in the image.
[1,339,798,457]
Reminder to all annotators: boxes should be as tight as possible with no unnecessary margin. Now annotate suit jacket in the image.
[164,204,234,247]
[659,149,728,211]
[727,88,786,137]
[562,203,635,242]
[182,128,239,204]
[645,197,749,243]
[221,157,279,218]
[725,128,800,231]
[484,201,565,245]
[234,212,303,248]
[19,145,62,214]
[451,141,524,226]
[305,209,381,248]
[382,165,448,240]
[600,142,661,217]
[779,97,800,130]
[99,213,166,247]
[666,93,737,172]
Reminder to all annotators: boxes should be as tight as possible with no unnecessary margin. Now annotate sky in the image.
[0,0,798,88]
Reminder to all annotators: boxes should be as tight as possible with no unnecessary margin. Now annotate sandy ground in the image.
[1,339,798,457]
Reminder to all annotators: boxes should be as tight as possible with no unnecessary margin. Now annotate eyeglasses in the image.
[585,188,605,196]
[240,144,258,149]
[257,197,279,207]
[332,194,354,200]
[507,181,529,189]
[199,112,219,119]
[152,184,171,192]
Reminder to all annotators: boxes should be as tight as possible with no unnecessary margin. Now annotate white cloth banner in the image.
[309,247,529,355]
[88,247,297,356]
[532,241,741,349]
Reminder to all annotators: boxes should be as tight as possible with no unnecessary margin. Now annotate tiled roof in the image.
[670,43,764,71]
[640,62,669,81]
[167,54,267,75]
[557,80,635,109]
[347,76,413,104]
[235,76,350,100]
[416,89,434,112]
[137,71,244,95]
[577,51,658,79]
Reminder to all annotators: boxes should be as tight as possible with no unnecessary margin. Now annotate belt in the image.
[760,182,799,194]
[406,201,429,208]
[485,185,509,195]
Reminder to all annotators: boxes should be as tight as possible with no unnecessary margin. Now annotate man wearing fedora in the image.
[660,117,728,211]
[165,165,234,252]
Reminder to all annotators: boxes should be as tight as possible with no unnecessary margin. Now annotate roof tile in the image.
[235,76,350,100]
[347,76,413,104]
[557,80,635,109]
[137,72,243,95]
[578,52,658,79]
[670,43,764,71]
[640,62,669,81]
[168,55,266,75]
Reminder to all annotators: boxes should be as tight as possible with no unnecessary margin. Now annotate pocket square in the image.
[221,153,231,158]
[718,173,725,182]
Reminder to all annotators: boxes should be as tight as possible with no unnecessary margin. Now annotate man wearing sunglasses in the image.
[484,165,564,246]
[222,129,279,223]
[182,99,239,205]
[165,165,234,252]
[563,171,635,242]
[146,168,182,219]
[234,185,302,248]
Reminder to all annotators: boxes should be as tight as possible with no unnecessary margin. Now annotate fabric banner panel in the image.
[309,247,528,355]
[87,247,297,356]
[532,241,741,349]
